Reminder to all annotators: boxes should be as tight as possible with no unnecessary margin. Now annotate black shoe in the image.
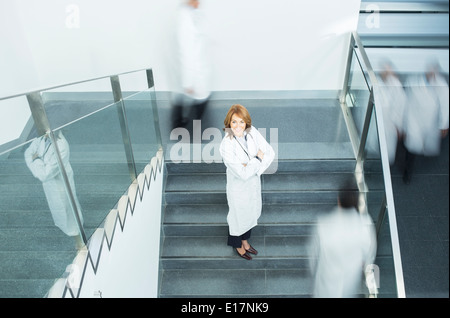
[236,249,252,260]
[245,245,258,255]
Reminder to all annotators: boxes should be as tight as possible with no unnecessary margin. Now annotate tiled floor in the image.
[390,136,449,298]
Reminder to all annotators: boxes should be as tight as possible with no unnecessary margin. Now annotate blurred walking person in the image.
[374,60,407,165]
[309,180,377,297]
[171,0,211,130]
[402,62,449,183]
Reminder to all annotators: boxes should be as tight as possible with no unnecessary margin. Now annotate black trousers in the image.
[171,98,209,130]
[227,229,252,248]
[397,138,416,183]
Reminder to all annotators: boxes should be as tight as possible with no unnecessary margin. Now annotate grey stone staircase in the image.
[159,158,388,297]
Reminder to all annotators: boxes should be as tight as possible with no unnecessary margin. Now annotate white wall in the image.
[0,0,361,97]
[199,0,360,91]
[0,0,161,97]
[76,157,164,298]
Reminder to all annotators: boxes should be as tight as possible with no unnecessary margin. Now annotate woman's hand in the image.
[257,149,264,160]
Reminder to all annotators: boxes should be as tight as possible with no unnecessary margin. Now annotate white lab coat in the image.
[176,3,211,102]
[219,127,275,236]
[403,74,449,156]
[373,74,407,165]
[24,133,83,236]
[310,207,377,298]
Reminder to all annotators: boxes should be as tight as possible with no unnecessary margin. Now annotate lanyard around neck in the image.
[234,135,250,160]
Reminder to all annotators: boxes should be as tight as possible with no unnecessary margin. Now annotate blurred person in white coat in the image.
[402,62,449,183]
[219,104,274,260]
[373,60,407,165]
[171,0,211,130]
[309,180,377,297]
[25,131,84,240]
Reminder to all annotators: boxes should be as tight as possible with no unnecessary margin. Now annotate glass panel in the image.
[119,70,149,99]
[0,136,81,298]
[347,49,372,142]
[40,78,115,134]
[0,69,158,298]
[0,96,32,150]
[363,108,398,297]
[375,205,399,297]
[122,88,160,174]
[56,102,133,239]
[348,35,405,297]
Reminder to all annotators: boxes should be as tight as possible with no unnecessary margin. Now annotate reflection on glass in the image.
[24,131,83,239]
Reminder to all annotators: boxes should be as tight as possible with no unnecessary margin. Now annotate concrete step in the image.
[161,235,312,269]
[0,251,76,279]
[164,203,334,225]
[0,279,57,298]
[165,159,357,174]
[159,268,313,298]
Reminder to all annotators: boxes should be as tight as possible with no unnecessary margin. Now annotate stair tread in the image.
[165,172,372,192]
[164,203,335,223]
[159,268,314,297]
[162,235,312,258]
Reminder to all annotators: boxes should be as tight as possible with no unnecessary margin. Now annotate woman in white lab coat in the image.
[24,131,83,237]
[219,104,274,260]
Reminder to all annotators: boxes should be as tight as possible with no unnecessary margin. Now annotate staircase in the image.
[0,99,143,298]
[158,97,390,298]
[160,159,360,297]
[0,153,130,298]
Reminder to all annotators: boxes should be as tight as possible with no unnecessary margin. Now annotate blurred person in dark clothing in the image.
[171,0,211,131]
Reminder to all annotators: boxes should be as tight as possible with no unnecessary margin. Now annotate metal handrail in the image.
[1,67,160,246]
[0,68,152,101]
[351,31,406,298]
[1,68,158,154]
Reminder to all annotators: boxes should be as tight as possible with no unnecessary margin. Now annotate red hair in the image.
[223,104,252,137]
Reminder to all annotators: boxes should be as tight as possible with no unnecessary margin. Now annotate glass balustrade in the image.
[343,32,406,298]
[0,69,160,298]
[121,89,160,174]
